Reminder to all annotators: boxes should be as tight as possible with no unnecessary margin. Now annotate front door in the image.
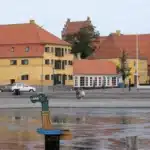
[62,74,66,85]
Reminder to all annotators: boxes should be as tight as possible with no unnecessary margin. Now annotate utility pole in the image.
[41,57,44,93]
[53,67,55,92]
[136,34,139,89]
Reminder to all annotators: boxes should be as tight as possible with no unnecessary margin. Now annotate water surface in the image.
[0,108,150,149]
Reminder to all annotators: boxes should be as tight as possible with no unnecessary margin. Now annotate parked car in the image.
[11,83,36,92]
[0,84,13,92]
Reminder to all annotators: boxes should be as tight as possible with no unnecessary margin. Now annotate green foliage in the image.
[65,25,99,59]
[117,50,131,82]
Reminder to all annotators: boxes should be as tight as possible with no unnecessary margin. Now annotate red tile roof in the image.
[0,22,70,45]
[92,33,148,61]
[92,36,107,50]
[73,59,117,75]
[0,44,43,58]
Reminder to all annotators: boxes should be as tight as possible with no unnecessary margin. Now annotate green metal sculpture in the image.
[30,93,49,111]
[30,93,72,140]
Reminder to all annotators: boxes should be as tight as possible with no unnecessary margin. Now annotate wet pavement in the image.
[0,108,150,149]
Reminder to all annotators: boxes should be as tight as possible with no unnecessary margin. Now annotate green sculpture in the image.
[30,93,49,111]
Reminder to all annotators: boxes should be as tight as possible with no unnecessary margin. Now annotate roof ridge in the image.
[0,23,31,26]
[69,20,87,23]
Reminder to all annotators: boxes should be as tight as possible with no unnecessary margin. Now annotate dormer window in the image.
[45,47,49,52]
[25,47,30,52]
[11,47,14,52]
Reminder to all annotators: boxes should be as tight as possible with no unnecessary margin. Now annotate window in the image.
[93,77,97,87]
[107,77,110,86]
[80,77,85,87]
[98,77,102,86]
[65,48,67,54]
[68,75,73,80]
[64,60,67,65]
[45,59,50,65]
[55,47,63,57]
[85,77,88,86]
[51,47,54,53]
[21,75,29,80]
[54,60,61,69]
[61,48,64,56]
[68,60,72,65]
[51,75,54,80]
[102,77,106,86]
[112,77,117,86]
[65,75,67,80]
[11,47,14,52]
[10,60,17,65]
[75,76,78,86]
[90,77,93,86]
[51,59,54,65]
[25,47,30,52]
[21,59,29,65]
[45,47,49,52]
[45,75,50,80]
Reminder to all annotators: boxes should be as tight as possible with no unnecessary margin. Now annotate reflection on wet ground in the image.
[0,108,150,149]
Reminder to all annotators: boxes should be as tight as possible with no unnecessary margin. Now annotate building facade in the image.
[0,20,73,85]
[73,59,120,88]
[88,31,149,85]
[100,58,148,85]
[61,17,92,40]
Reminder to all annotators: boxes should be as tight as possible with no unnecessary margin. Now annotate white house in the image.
[73,59,120,88]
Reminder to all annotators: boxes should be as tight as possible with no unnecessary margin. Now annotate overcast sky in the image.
[0,0,150,37]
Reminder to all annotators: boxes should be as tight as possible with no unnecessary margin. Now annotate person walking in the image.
[129,78,131,91]
[76,88,80,99]
[80,88,85,100]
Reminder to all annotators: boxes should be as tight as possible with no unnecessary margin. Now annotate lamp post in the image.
[136,34,139,89]
[53,66,55,92]
[41,57,44,93]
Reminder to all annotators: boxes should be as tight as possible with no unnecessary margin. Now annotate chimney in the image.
[67,18,70,23]
[116,30,121,36]
[87,16,90,21]
[30,19,35,24]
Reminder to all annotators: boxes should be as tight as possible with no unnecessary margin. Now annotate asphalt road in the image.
[0,91,150,99]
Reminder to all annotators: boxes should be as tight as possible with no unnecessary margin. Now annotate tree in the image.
[117,50,131,86]
[65,25,99,59]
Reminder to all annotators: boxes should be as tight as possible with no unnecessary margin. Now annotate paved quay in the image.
[0,98,150,108]
[0,92,150,99]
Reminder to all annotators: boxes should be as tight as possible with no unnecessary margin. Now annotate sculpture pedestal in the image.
[37,128,62,150]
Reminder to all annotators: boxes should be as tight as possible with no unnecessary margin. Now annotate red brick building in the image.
[62,17,92,40]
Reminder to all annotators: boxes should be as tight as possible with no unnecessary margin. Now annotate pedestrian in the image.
[76,88,80,99]
[129,78,131,91]
[80,88,85,100]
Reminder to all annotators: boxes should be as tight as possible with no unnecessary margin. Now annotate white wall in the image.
[73,74,119,88]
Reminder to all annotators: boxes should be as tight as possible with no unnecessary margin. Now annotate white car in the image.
[11,83,36,92]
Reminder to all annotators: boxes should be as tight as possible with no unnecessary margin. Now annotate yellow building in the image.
[103,57,148,84]
[88,31,148,85]
[0,20,73,86]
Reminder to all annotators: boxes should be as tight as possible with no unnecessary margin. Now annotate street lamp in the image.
[52,66,55,92]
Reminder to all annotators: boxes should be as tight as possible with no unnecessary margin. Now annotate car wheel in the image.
[0,89,3,92]
[29,89,34,92]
